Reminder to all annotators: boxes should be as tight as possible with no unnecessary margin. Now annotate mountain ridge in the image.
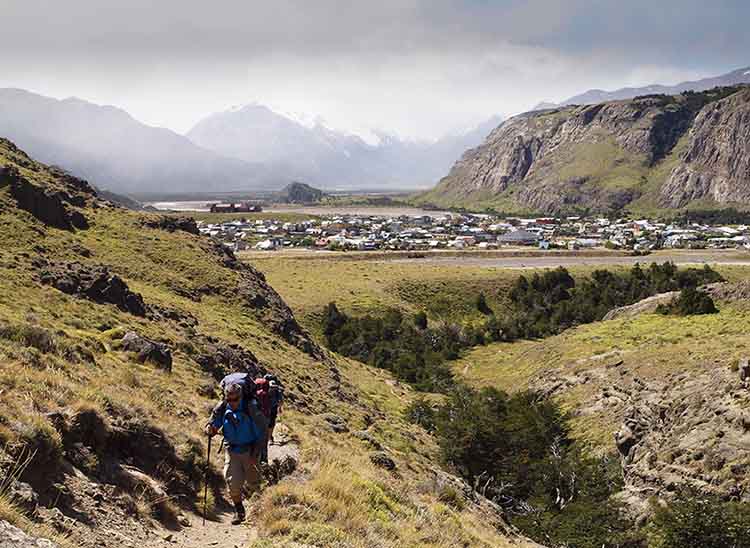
[536,65,750,109]
[0,87,501,196]
[419,85,750,214]
[0,88,279,195]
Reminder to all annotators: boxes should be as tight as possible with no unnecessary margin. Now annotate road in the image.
[389,250,750,269]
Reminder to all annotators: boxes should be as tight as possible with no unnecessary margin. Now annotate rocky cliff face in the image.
[660,88,750,207]
[423,86,750,213]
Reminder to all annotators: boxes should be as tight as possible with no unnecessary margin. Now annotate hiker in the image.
[205,379,265,525]
[266,374,284,445]
[254,376,273,464]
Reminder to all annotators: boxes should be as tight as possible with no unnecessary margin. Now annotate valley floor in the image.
[254,249,750,511]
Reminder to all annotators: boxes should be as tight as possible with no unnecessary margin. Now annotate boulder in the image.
[40,262,146,316]
[615,424,638,458]
[352,430,383,450]
[369,451,396,471]
[320,413,348,433]
[195,341,261,380]
[0,520,57,547]
[739,358,750,382]
[142,216,199,235]
[121,332,172,371]
[9,481,38,515]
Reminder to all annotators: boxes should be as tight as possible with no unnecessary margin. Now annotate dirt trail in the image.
[146,511,257,548]
[144,432,298,548]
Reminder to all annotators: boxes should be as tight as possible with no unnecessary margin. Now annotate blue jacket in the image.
[211,399,261,453]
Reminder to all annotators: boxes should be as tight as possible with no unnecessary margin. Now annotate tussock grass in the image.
[0,139,538,547]
[252,447,525,548]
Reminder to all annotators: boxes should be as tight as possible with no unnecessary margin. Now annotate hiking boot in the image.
[231,502,245,525]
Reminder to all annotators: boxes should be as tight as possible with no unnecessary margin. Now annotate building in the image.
[498,229,540,246]
[209,201,262,213]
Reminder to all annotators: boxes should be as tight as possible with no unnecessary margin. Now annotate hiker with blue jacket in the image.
[205,380,265,525]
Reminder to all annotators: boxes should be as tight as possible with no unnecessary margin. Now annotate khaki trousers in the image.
[223,449,261,502]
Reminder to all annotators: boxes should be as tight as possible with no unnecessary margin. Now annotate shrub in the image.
[322,303,455,392]
[475,293,493,315]
[656,287,719,316]
[649,491,750,548]
[0,324,56,353]
[404,398,437,432]
[497,263,722,341]
[437,485,466,510]
[425,385,638,548]
[17,414,64,473]
[413,311,428,330]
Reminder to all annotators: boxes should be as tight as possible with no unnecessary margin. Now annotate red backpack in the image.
[254,378,272,418]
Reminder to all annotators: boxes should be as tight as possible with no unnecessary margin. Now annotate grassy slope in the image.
[0,142,530,548]
[452,265,750,450]
[253,245,750,457]
[250,255,522,339]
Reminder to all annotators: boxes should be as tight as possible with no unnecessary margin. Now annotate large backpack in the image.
[219,372,257,406]
[254,378,272,418]
[269,380,284,409]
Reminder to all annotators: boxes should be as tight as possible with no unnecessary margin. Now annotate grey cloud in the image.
[0,1,747,138]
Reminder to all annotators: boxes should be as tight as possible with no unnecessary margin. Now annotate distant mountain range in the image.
[0,88,271,195]
[0,88,500,196]
[187,105,501,190]
[535,66,750,109]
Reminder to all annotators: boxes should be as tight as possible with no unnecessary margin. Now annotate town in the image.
[197,211,750,253]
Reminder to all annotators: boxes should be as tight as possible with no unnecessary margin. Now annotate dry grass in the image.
[0,139,530,547]
[453,289,750,449]
[250,447,530,548]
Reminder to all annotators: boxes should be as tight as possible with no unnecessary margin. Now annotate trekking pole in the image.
[203,434,212,526]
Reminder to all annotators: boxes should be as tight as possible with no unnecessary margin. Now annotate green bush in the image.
[494,263,722,341]
[649,492,750,548]
[17,414,65,472]
[656,287,718,316]
[437,485,466,511]
[322,303,455,392]
[415,385,640,548]
[0,323,56,353]
[475,293,493,315]
[403,397,437,432]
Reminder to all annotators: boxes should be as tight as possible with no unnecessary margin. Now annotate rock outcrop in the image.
[660,88,750,207]
[39,262,147,316]
[279,181,325,204]
[532,353,750,507]
[141,215,199,235]
[0,521,57,548]
[423,86,750,213]
[120,331,173,371]
[1,165,89,230]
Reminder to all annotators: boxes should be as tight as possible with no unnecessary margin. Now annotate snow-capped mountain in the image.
[187,104,502,189]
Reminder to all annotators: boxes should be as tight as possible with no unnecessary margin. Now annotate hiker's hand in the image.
[205,425,218,437]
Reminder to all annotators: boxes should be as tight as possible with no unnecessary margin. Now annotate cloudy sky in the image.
[1,0,748,140]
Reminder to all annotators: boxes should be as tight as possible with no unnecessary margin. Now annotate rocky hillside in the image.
[419,86,750,214]
[0,139,533,547]
[454,276,750,517]
[278,182,326,204]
